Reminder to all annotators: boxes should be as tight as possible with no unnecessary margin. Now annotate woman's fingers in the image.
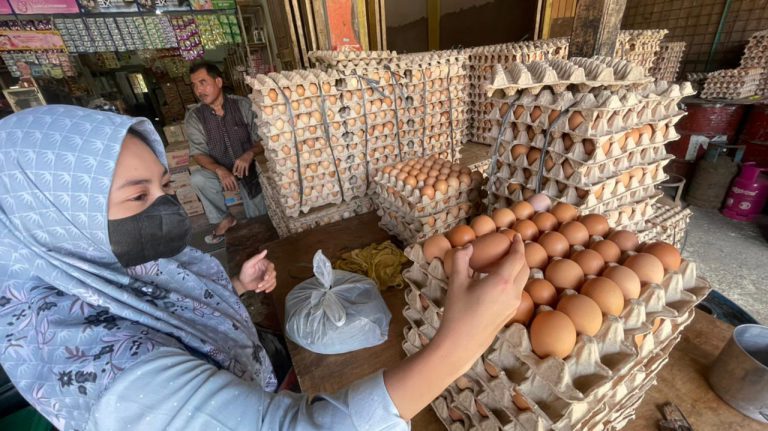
[449,244,473,289]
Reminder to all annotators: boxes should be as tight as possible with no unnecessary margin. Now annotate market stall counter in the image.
[229,211,758,430]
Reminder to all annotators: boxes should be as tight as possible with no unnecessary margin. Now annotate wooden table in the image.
[258,212,764,430]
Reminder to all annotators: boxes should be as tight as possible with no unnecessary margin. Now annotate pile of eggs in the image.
[379,156,484,203]
[421,195,682,360]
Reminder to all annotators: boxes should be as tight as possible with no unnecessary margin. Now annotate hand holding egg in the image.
[431,235,530,372]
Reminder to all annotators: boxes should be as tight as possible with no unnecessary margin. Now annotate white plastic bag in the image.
[284,250,392,354]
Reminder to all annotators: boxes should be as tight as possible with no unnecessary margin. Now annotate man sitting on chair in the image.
[184,62,267,244]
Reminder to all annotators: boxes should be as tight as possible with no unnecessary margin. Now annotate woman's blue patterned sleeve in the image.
[86,347,410,431]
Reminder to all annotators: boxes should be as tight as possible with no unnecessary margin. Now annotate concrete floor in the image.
[682,207,768,324]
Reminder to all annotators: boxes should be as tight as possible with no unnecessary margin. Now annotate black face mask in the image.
[108,194,191,268]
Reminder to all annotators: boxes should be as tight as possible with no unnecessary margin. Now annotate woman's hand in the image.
[432,234,529,371]
[384,234,529,420]
[233,250,277,296]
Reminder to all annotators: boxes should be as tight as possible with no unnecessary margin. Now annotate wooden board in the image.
[569,0,626,58]
[255,212,761,430]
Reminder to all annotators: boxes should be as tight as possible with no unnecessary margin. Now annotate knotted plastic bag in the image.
[284,250,391,354]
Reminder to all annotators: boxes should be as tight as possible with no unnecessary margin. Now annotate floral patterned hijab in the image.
[0,106,276,431]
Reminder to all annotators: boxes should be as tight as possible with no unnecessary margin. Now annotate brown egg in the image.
[530,106,543,122]
[511,144,529,159]
[491,208,516,229]
[507,291,534,325]
[423,235,452,263]
[404,176,418,188]
[538,231,570,258]
[602,265,641,299]
[446,225,476,247]
[434,180,449,194]
[396,171,408,181]
[458,173,472,187]
[524,242,549,269]
[530,310,577,359]
[513,105,525,120]
[558,221,590,246]
[572,249,605,276]
[424,177,437,186]
[416,172,428,182]
[511,201,535,220]
[525,278,558,306]
[623,253,665,285]
[550,202,578,223]
[581,277,625,316]
[420,185,436,200]
[568,112,585,130]
[470,215,497,237]
[557,294,603,336]
[447,176,460,189]
[513,391,531,410]
[527,148,542,165]
[608,230,639,251]
[532,212,559,232]
[545,258,584,290]
[590,239,622,263]
[469,233,511,272]
[514,219,540,241]
[500,228,519,242]
[548,109,561,125]
[579,214,610,237]
[642,242,682,271]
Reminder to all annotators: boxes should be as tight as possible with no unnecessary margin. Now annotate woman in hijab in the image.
[0,106,528,431]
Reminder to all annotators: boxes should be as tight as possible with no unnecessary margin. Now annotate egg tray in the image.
[495,139,673,185]
[401,243,709,430]
[376,201,476,243]
[271,162,367,192]
[490,175,665,217]
[636,203,693,250]
[650,42,686,83]
[308,49,397,67]
[483,57,653,98]
[246,71,341,107]
[373,167,481,204]
[491,155,669,202]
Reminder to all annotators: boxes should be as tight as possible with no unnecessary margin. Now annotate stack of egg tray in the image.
[480,57,695,230]
[308,50,398,74]
[372,157,484,244]
[246,55,469,217]
[613,30,667,75]
[700,67,764,100]
[740,29,768,96]
[401,222,710,430]
[254,154,374,238]
[649,42,686,82]
[463,39,570,146]
[636,202,692,250]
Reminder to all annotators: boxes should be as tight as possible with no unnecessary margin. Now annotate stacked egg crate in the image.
[739,29,768,96]
[649,42,686,82]
[247,70,368,217]
[372,156,484,244]
[401,201,710,431]
[482,57,695,231]
[700,67,764,99]
[613,30,667,75]
[464,39,570,146]
[390,53,470,162]
[308,50,398,74]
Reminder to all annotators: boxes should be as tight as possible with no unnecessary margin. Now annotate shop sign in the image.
[7,0,79,14]
[0,30,66,51]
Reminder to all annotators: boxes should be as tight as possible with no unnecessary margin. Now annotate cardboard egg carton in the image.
[740,30,768,95]
[700,67,763,99]
[636,202,693,250]
[400,214,710,430]
[377,202,477,244]
[246,70,340,107]
[308,49,397,68]
[483,57,651,97]
[614,29,667,75]
[650,42,686,82]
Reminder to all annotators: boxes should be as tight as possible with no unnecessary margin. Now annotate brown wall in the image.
[623,0,768,75]
[386,0,538,53]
